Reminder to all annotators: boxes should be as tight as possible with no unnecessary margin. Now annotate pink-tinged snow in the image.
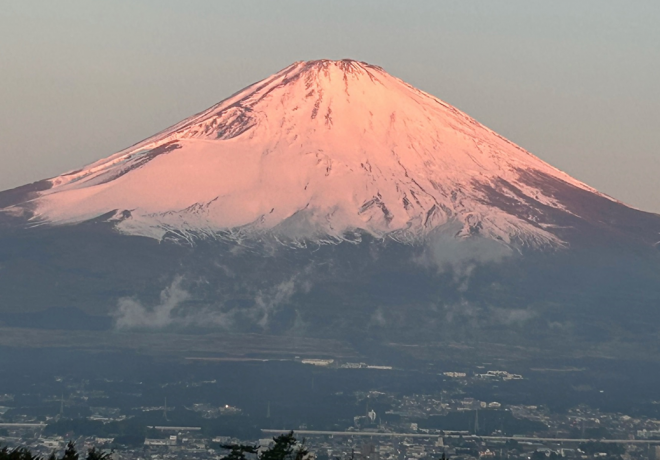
[28,60,612,246]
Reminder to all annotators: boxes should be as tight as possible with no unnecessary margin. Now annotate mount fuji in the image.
[4,59,660,249]
[1,60,659,355]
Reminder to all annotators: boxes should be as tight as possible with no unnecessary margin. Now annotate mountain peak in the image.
[4,60,658,249]
[289,59,383,74]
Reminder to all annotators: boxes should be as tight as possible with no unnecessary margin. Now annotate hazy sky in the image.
[1,1,659,212]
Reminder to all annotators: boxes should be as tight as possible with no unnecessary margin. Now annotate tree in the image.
[85,449,111,460]
[60,442,78,460]
[1,446,42,460]
[0,441,109,460]
[219,444,259,460]
[261,432,308,460]
[504,439,519,451]
[220,431,308,460]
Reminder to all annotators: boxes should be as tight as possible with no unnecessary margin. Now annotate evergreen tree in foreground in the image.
[0,446,42,460]
[221,432,308,460]
[1,443,111,460]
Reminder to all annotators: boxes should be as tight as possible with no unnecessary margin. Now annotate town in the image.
[2,358,660,460]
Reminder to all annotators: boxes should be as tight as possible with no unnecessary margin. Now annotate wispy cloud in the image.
[113,276,190,329]
[112,271,312,331]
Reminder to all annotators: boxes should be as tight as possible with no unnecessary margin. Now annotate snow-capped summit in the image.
[2,60,658,248]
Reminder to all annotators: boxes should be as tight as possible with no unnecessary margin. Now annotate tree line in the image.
[1,432,305,460]
[2,432,450,460]
[0,442,109,460]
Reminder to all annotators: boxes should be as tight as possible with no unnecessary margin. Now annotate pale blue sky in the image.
[1,1,659,211]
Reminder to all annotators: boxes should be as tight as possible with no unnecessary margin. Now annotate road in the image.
[262,429,659,445]
[0,423,46,428]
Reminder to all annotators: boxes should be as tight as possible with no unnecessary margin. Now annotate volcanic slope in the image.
[4,59,658,249]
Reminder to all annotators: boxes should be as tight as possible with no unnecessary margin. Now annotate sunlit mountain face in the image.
[1,60,659,357]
